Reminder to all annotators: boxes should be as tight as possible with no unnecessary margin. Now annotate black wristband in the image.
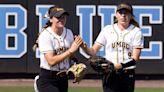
[121,59,136,68]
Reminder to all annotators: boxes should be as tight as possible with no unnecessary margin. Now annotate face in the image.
[50,14,67,28]
[116,9,132,25]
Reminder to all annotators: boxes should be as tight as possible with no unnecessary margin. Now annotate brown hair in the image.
[114,16,139,27]
[43,5,69,29]
[43,5,56,29]
[33,5,69,52]
[130,18,139,27]
[32,5,56,52]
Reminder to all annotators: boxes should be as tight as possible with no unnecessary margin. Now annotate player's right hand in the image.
[69,35,83,53]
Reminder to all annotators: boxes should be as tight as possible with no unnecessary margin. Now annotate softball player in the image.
[36,5,83,92]
[81,2,144,92]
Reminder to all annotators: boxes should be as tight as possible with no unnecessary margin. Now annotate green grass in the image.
[0,87,163,92]
[135,88,164,92]
[0,87,33,92]
[69,87,164,92]
[69,87,103,92]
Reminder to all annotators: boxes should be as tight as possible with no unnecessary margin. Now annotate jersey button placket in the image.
[120,33,123,37]
[60,38,62,42]
[60,38,64,46]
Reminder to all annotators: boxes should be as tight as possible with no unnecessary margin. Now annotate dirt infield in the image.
[0,79,164,88]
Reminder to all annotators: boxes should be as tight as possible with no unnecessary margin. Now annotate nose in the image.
[121,13,126,17]
[118,13,125,17]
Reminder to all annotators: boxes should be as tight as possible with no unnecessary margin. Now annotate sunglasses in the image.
[56,15,67,20]
[118,9,131,14]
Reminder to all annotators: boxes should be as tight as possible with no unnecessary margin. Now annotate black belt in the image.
[115,69,135,74]
[40,68,67,78]
[41,68,58,73]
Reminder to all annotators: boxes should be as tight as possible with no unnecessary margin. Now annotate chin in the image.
[58,24,64,27]
[58,26,64,29]
[119,22,125,25]
[120,21,127,24]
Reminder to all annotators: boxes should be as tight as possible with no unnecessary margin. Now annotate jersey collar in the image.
[47,27,66,39]
[114,23,134,33]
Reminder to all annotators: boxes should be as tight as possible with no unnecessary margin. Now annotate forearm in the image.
[47,35,83,66]
[121,59,136,69]
[83,47,96,56]
[45,50,72,66]
[81,43,101,56]
[132,48,142,62]
[121,48,141,68]
[115,59,136,70]
[119,48,142,69]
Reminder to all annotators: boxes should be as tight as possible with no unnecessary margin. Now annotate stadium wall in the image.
[0,0,163,76]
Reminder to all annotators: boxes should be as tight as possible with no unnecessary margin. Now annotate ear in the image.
[49,19,53,22]
[115,12,119,18]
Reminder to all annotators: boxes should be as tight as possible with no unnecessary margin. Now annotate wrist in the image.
[67,49,73,56]
[81,42,87,50]
[120,59,136,69]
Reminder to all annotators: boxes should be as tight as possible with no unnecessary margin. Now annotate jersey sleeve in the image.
[95,26,109,46]
[133,30,144,48]
[66,28,74,44]
[38,31,54,53]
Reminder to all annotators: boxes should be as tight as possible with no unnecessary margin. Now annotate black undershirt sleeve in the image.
[121,59,136,68]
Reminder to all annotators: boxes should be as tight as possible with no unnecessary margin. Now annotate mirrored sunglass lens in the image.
[118,10,129,14]
[57,15,66,19]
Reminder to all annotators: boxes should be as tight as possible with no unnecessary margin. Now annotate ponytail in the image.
[43,21,52,29]
[32,28,45,52]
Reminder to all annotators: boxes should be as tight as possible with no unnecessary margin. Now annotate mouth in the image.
[120,18,127,22]
[120,20,126,23]
[57,20,65,26]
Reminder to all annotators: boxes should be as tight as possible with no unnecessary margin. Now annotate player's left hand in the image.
[114,63,123,70]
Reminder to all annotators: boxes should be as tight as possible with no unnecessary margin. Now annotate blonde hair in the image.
[114,3,139,27]
[114,16,139,27]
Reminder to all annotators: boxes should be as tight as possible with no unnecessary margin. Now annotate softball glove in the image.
[57,63,87,83]
[88,56,114,74]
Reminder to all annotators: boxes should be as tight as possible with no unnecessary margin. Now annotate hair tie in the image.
[43,11,50,19]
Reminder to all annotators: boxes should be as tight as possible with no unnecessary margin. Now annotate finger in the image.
[74,35,77,37]
[74,36,83,45]
[80,41,87,48]
[74,35,80,42]
[76,39,83,46]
